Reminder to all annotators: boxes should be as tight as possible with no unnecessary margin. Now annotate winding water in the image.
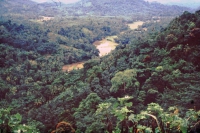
[62,21,144,72]
[62,38,118,72]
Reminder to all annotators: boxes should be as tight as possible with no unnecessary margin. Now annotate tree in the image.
[0,108,40,133]
[73,93,102,132]
[51,121,75,133]
[110,69,139,95]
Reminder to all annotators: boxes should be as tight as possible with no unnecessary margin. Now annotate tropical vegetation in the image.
[0,0,200,132]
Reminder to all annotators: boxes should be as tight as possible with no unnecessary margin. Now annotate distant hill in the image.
[0,0,37,13]
[0,0,192,20]
[66,0,192,17]
[0,0,64,19]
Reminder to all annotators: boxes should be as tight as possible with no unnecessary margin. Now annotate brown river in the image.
[62,21,144,72]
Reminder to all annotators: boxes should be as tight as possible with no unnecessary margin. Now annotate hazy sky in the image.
[145,0,200,8]
[145,0,200,4]
[31,0,200,3]
[31,0,80,4]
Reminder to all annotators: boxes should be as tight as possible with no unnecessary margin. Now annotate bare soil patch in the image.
[128,21,144,30]
[62,62,84,72]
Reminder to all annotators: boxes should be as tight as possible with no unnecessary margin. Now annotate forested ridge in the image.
[0,1,200,132]
[69,0,191,17]
[0,0,192,19]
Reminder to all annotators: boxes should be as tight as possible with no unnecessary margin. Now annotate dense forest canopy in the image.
[0,0,200,132]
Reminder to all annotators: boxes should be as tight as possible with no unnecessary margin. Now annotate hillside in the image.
[50,10,199,132]
[1,8,200,132]
[0,0,192,19]
[0,0,200,132]
[67,0,191,17]
[63,10,200,132]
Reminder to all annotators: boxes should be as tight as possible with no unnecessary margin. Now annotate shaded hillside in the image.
[64,10,200,132]
[100,10,200,108]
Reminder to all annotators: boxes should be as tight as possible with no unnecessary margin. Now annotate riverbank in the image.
[62,21,144,72]
[94,36,118,57]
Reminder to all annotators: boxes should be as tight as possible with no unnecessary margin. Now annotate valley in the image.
[62,21,144,72]
[0,0,200,133]
[62,36,119,72]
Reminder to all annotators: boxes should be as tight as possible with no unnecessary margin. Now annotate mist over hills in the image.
[68,0,191,17]
[166,2,200,9]
[31,0,200,9]
[0,0,192,18]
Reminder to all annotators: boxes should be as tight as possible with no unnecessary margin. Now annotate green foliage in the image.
[1,2,200,132]
[73,93,103,132]
[155,66,164,72]
[86,65,103,83]
[0,108,40,133]
[95,99,200,133]
[110,69,139,93]
[95,96,134,132]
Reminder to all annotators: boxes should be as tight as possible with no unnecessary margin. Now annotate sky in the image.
[31,0,80,4]
[145,0,200,8]
[145,0,199,4]
[157,0,199,8]
[31,0,200,8]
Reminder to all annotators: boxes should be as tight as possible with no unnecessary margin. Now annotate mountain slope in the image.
[0,0,192,19]
[97,10,200,108]
[68,0,191,17]
[66,10,200,132]
[25,10,200,132]
[0,0,200,132]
